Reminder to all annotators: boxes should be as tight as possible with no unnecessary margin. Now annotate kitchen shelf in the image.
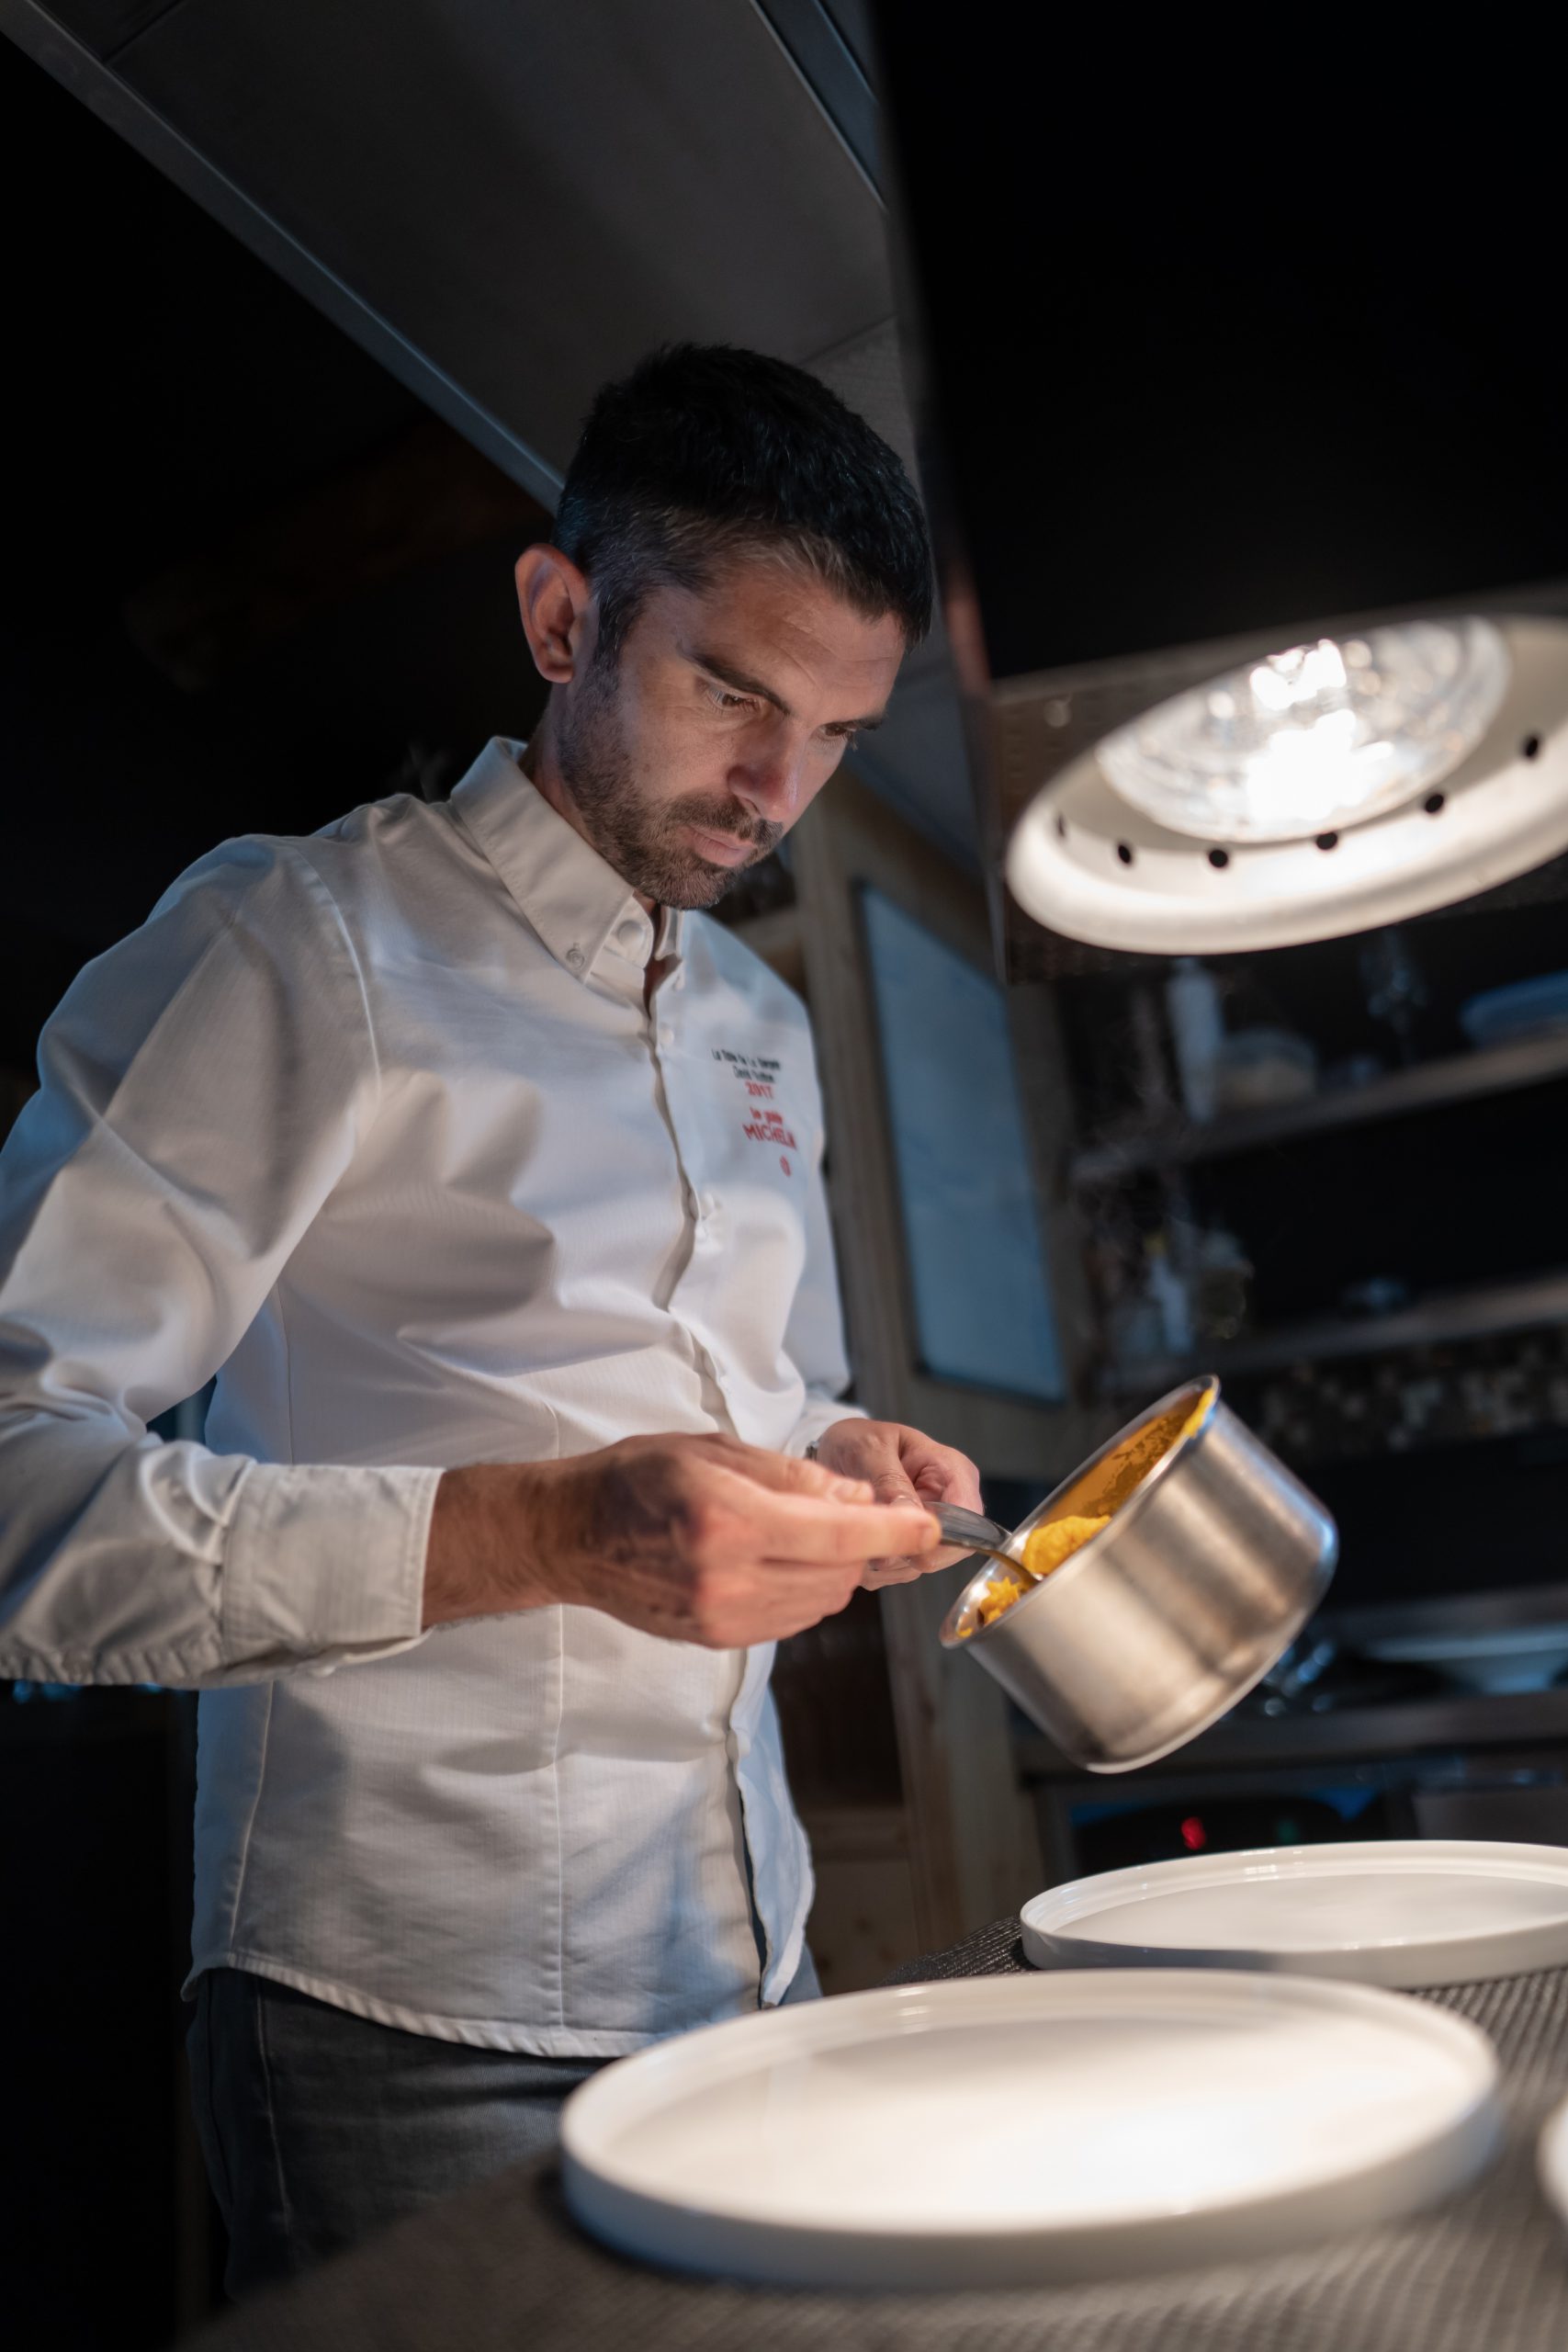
[1101,1267,1568,1397]
[1015,1682,1568,1779]
[1071,1027,1568,1185]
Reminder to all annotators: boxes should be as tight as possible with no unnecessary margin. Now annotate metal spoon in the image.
[931,1502,1038,1578]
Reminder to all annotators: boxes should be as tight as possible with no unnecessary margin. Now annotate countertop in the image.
[189,1918,1568,2352]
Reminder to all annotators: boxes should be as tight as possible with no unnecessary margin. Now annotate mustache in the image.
[669,797,783,855]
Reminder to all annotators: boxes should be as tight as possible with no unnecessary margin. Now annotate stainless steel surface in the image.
[0,0,564,508]
[750,0,882,198]
[5,0,891,495]
[4,2,984,870]
[931,1502,1015,1561]
[940,1378,1337,1772]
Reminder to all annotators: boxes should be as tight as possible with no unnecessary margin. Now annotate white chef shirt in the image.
[0,739,863,2054]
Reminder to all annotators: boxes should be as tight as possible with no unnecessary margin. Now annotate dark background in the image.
[3,38,549,2346]
[11,17,1568,2340]
[871,6,1568,684]
[1,38,550,1083]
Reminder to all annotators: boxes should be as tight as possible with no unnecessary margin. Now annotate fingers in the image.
[866,1463,922,1508]
[858,1557,938,1589]
[676,1448,935,1566]
[901,1442,985,1568]
[716,1476,938,1567]
[701,1436,874,1507]
[860,1539,971,1587]
[577,1434,944,1649]
[837,1433,981,1575]
[814,1420,985,1518]
[731,1573,862,1645]
[908,1442,985,1513]
[671,1556,864,1648]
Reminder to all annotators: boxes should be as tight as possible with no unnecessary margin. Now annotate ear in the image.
[514,544,593,685]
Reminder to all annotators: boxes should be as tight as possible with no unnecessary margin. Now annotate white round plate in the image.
[1359,1625,1568,1694]
[1539,2091,1568,2234]
[1022,1839,1568,1987]
[560,1970,1498,2289]
[1461,970,1568,1048]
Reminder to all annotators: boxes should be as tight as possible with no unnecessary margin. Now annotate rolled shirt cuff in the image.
[222,1459,441,1670]
[784,1397,868,1461]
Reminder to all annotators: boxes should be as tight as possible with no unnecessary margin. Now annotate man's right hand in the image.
[422,1432,940,1647]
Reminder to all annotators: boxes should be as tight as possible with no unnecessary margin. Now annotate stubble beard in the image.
[552,660,782,911]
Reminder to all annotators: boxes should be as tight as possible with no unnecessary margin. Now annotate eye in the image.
[706,684,759,717]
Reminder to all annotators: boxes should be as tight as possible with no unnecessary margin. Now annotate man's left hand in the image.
[811,1419,984,1589]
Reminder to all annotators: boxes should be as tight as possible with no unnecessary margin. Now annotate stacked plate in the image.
[1021,1838,1568,2270]
[558,1839,1568,2290]
[1019,1838,1568,1986]
[1460,970,1568,1047]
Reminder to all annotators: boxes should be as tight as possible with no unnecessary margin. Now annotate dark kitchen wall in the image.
[1,36,550,1083]
[871,6,1568,685]
[2,37,550,2342]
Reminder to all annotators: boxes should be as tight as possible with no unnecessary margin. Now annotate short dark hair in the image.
[553,344,933,661]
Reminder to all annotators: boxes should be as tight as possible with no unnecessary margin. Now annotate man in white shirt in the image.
[0,344,985,2290]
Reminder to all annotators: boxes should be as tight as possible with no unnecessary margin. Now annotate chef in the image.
[0,343,984,2292]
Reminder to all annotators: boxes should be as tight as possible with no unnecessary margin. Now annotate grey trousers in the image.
[188,1952,821,2299]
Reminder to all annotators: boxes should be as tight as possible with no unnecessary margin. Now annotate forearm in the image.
[420,1461,571,1628]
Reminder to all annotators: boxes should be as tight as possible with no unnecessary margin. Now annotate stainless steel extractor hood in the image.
[2,0,980,868]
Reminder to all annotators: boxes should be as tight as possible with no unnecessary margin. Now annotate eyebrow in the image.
[686,646,886,733]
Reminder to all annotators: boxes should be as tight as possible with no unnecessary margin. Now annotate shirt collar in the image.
[448,739,684,999]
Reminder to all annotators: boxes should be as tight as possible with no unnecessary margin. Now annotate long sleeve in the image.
[0,838,437,1689]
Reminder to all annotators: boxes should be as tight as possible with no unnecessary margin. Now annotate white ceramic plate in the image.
[1359,1626,1568,1695]
[560,1971,1499,2289]
[1022,1839,1568,1987]
[1539,2091,1568,2235]
[1461,970,1568,1048]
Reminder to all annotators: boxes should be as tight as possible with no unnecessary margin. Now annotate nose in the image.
[728,719,808,825]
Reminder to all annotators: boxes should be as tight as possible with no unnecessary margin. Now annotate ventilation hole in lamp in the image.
[1424,792,1446,815]
[1116,842,1134,866]
[1315,831,1339,851]
[1208,847,1230,870]
[1523,734,1542,760]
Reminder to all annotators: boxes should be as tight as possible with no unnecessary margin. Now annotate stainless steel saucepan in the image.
[937,1377,1337,1772]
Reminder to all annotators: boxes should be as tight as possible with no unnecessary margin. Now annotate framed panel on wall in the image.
[859,884,1064,1406]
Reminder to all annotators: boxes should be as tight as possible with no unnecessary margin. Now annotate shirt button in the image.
[615,918,642,949]
[565,944,584,968]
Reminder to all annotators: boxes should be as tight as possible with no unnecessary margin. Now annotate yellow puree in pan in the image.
[965,1387,1216,1634]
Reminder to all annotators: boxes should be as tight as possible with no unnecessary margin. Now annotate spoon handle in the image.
[931,1503,1018,1560]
